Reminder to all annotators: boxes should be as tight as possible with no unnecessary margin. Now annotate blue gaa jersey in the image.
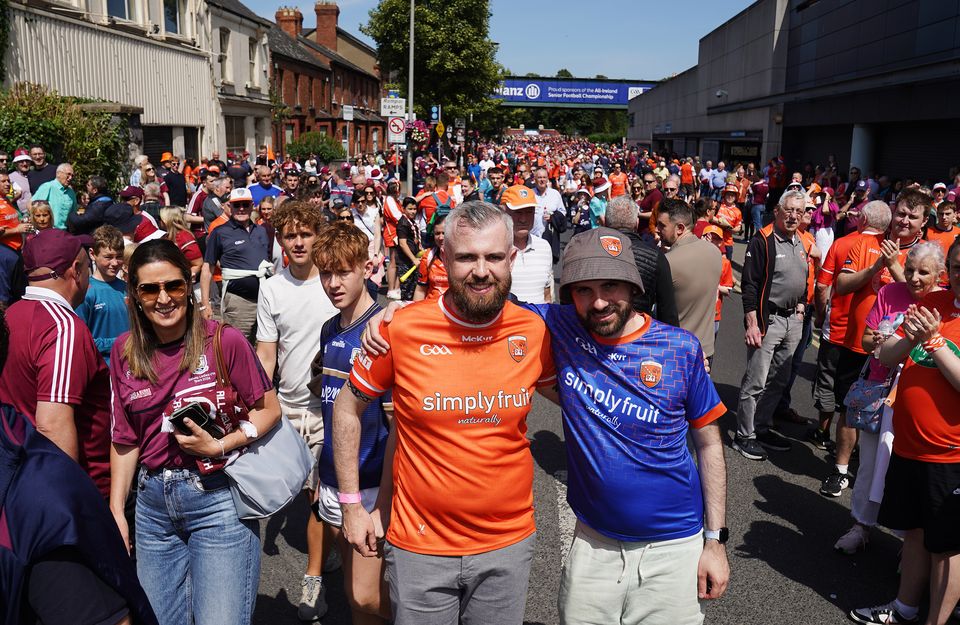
[530,304,725,542]
[317,303,392,490]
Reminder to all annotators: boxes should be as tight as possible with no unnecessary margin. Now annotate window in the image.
[248,38,257,87]
[219,29,231,83]
[107,0,135,21]
[163,0,184,34]
[285,124,295,146]
[308,77,315,108]
[225,116,246,155]
[294,74,301,107]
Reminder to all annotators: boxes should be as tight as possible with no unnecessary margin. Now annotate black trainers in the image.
[819,471,850,497]
[756,428,792,452]
[849,602,918,624]
[733,435,767,461]
[807,427,835,452]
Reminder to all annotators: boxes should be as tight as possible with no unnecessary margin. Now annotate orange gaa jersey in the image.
[349,296,556,556]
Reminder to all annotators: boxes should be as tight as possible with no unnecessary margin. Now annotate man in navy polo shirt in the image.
[200,187,271,342]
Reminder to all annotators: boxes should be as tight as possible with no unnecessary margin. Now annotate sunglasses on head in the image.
[137,279,187,302]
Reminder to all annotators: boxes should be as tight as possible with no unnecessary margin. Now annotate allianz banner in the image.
[494,78,657,106]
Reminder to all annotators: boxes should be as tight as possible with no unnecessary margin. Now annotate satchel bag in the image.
[213,324,314,520]
[844,359,898,435]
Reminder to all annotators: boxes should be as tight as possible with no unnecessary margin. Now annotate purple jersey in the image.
[529,304,725,541]
[110,320,272,470]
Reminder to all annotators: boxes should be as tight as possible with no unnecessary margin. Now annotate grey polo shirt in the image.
[665,233,723,357]
[768,228,808,309]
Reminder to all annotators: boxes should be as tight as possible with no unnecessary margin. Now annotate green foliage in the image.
[0,83,129,192]
[269,82,290,124]
[285,131,346,164]
[362,0,504,123]
[0,0,9,82]
[587,132,624,145]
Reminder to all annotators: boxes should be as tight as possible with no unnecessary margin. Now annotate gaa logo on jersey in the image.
[191,354,210,376]
[508,335,527,363]
[600,236,622,257]
[640,360,662,388]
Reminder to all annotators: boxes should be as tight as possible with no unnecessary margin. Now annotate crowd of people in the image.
[0,134,959,625]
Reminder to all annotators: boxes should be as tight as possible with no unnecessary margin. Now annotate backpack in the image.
[426,192,452,235]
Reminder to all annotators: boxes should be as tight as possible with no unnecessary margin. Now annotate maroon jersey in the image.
[0,288,112,496]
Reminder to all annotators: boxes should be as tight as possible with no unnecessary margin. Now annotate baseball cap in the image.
[160,151,174,163]
[593,177,611,194]
[119,185,144,200]
[320,166,330,175]
[855,180,868,192]
[702,225,724,239]
[23,229,93,277]
[12,148,31,163]
[134,218,165,243]
[559,228,644,296]
[228,188,254,204]
[500,185,537,210]
[104,202,143,234]
[934,182,947,191]
[723,184,739,195]
[206,165,220,174]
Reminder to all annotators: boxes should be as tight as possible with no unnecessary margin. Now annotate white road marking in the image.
[553,470,577,563]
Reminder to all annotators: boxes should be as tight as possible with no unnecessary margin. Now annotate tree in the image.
[284,131,345,164]
[362,0,503,123]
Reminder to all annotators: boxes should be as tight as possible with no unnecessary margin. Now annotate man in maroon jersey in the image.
[0,229,111,497]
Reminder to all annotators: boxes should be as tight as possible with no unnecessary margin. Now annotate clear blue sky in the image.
[246,0,753,79]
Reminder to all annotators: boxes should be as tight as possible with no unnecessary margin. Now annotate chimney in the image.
[314,1,339,52]
[275,7,303,41]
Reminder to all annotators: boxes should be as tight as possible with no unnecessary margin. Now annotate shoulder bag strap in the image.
[213,322,232,389]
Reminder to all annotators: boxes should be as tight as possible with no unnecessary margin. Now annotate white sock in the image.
[893,599,918,619]
[836,464,848,474]
[304,574,322,583]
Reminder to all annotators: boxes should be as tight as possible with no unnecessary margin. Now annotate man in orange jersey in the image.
[333,201,556,625]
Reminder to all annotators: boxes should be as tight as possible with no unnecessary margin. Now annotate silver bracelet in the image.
[217,438,226,458]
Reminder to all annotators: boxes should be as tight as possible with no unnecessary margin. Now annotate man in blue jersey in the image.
[540,228,729,624]
[307,221,393,625]
[361,226,731,624]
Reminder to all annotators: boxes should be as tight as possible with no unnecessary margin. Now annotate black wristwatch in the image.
[704,527,729,544]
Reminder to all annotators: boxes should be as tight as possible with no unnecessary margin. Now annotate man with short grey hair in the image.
[31,163,76,230]
[733,190,815,461]
[202,177,232,230]
[604,195,678,325]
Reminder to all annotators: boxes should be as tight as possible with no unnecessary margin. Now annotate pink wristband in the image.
[337,492,362,504]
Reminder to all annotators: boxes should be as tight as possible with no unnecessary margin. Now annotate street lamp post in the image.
[406,0,414,196]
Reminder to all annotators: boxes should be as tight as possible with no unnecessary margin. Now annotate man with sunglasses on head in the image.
[0,229,112,497]
[200,187,271,342]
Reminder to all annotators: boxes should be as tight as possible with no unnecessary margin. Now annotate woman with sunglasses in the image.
[352,186,385,289]
[108,239,280,625]
[138,163,170,206]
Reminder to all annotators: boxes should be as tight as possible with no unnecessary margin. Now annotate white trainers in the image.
[834,523,869,554]
[297,575,327,622]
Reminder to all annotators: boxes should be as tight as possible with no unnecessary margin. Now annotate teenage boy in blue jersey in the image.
[361,224,731,624]
[308,221,393,625]
[76,225,128,365]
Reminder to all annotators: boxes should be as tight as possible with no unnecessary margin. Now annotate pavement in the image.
[253,238,905,625]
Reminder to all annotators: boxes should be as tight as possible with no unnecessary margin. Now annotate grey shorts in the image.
[384,533,536,625]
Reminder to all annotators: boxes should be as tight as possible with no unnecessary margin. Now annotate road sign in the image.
[456,128,465,144]
[380,98,406,117]
[454,118,466,129]
[435,120,445,137]
[388,116,406,144]
[342,105,354,121]
[430,105,441,122]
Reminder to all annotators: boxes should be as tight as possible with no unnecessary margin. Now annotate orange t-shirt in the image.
[0,199,22,251]
[840,233,913,353]
[416,189,454,224]
[819,231,861,346]
[716,204,742,249]
[892,290,960,462]
[207,214,229,283]
[680,163,694,186]
[925,227,958,258]
[608,172,628,198]
[716,256,733,321]
[415,248,448,300]
[349,297,556,555]
[382,196,403,248]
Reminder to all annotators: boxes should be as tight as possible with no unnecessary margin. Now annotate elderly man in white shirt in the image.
[499,185,553,304]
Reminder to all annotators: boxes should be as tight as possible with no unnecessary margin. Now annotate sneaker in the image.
[807,427,836,452]
[298,575,328,622]
[849,602,918,624]
[322,546,342,573]
[733,435,767,461]
[386,289,402,300]
[834,524,869,554]
[819,471,850,497]
[756,428,792,452]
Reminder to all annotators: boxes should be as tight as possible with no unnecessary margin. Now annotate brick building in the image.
[271,2,385,157]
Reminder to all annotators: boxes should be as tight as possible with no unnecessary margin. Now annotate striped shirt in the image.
[510,234,554,305]
[0,287,112,496]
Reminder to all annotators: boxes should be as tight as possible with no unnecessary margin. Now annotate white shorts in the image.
[315,481,380,527]
[281,402,324,491]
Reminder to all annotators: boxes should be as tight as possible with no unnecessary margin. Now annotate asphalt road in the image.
[252,239,905,625]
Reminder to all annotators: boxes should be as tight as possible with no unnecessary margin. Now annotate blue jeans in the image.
[751,203,763,232]
[135,467,261,625]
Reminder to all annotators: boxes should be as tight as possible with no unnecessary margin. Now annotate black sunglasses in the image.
[137,279,187,301]
[337,214,353,222]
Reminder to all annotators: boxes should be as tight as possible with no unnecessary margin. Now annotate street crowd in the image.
[0,135,959,625]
